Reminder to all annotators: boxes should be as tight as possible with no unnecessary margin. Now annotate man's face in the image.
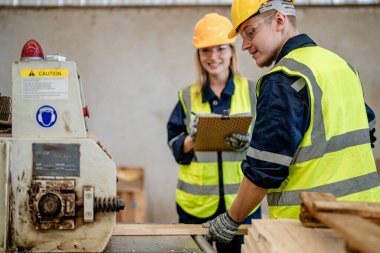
[238,11,282,68]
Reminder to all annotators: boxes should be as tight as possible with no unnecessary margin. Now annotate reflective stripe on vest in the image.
[257,47,380,218]
[177,179,240,196]
[195,151,246,162]
[369,118,376,131]
[247,147,293,166]
[267,171,379,206]
[176,75,255,218]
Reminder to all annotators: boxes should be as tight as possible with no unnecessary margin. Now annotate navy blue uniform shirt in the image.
[242,34,376,189]
[167,73,236,164]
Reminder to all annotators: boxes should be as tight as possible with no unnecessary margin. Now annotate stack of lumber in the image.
[242,192,380,253]
[300,192,380,253]
[241,219,345,253]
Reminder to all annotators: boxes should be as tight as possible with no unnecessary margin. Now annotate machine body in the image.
[0,45,122,252]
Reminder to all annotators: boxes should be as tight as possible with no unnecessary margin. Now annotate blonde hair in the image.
[194,44,241,95]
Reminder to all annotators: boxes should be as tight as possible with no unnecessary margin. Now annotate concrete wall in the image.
[0,5,379,223]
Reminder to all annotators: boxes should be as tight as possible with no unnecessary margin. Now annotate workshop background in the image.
[0,1,379,223]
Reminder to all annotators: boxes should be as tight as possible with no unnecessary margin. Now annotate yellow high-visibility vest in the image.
[256,46,380,219]
[176,75,257,218]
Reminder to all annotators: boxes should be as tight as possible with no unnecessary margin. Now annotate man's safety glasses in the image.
[240,12,276,41]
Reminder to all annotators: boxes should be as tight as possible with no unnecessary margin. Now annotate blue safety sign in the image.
[36,105,57,128]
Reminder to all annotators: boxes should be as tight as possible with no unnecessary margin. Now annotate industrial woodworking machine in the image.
[0,39,124,252]
[0,39,217,253]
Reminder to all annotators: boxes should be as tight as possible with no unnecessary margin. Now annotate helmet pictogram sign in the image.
[36,105,57,128]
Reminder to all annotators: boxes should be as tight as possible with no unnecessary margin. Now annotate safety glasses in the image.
[198,45,230,57]
[240,12,276,41]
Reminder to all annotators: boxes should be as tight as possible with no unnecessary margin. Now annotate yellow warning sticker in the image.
[21,69,69,100]
[21,69,69,77]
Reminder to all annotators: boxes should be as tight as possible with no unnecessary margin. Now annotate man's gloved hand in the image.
[225,133,251,152]
[202,212,240,244]
[189,116,199,142]
[370,128,376,148]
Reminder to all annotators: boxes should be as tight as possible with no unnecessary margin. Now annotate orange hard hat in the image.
[192,13,236,49]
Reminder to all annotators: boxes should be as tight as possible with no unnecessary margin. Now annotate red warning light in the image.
[20,39,44,61]
[83,106,90,118]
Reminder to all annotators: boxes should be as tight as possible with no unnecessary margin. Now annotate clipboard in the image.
[193,113,253,151]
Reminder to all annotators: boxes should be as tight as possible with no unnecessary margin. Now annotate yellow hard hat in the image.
[228,0,296,38]
[192,13,236,49]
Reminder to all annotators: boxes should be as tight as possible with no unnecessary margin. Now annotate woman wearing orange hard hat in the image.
[167,13,261,253]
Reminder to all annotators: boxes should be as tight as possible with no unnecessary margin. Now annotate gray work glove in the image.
[202,212,240,244]
[225,133,251,152]
[189,116,199,142]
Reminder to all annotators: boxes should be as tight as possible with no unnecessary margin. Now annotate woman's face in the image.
[198,45,232,76]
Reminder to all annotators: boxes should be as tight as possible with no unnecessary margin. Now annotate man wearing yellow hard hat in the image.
[203,0,379,245]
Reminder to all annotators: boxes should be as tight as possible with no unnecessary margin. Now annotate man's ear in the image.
[274,12,286,32]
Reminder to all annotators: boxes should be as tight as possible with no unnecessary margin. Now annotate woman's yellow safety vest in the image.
[176,75,257,218]
[256,46,380,219]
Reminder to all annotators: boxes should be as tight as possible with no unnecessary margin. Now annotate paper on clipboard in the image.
[193,113,253,151]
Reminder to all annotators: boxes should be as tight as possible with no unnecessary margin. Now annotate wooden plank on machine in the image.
[112,224,250,236]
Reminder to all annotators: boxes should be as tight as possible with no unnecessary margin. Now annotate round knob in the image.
[38,193,62,219]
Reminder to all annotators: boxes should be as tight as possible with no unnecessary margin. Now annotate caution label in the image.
[21,69,69,77]
[21,69,69,100]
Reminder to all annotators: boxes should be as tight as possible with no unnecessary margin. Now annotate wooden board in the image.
[113,224,250,236]
[313,199,380,221]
